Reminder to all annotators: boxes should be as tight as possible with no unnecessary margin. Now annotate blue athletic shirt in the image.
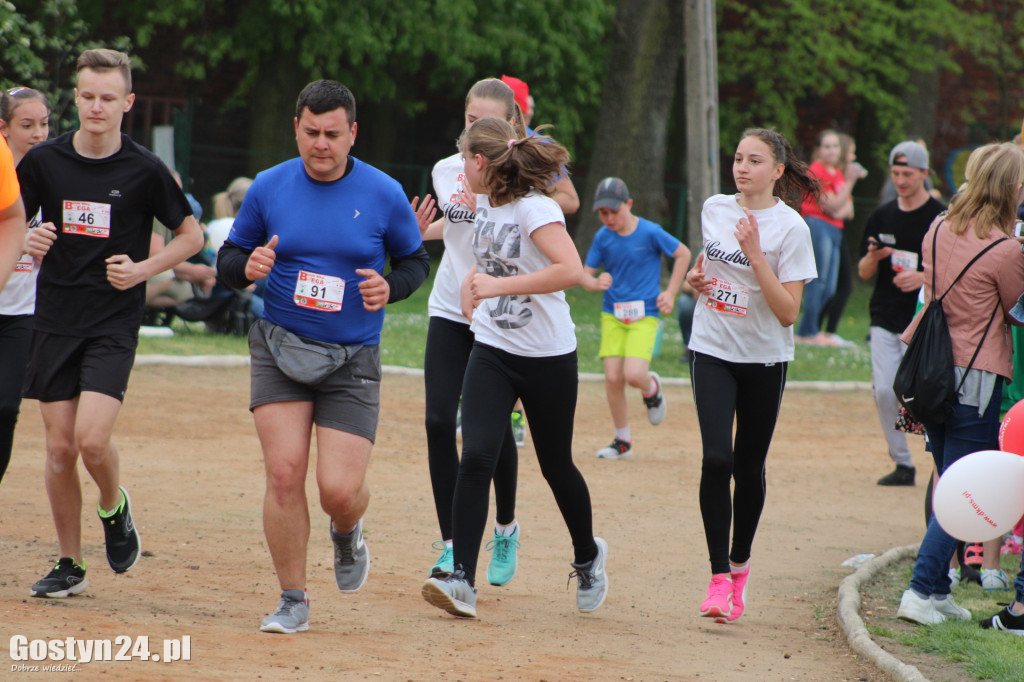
[584,217,681,318]
[228,157,422,345]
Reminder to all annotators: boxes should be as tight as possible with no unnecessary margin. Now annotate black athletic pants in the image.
[424,317,518,540]
[453,342,596,586]
[0,314,33,485]
[690,350,787,574]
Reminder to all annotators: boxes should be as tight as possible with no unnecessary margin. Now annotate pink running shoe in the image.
[700,574,732,622]
[727,566,750,622]
[1001,536,1023,556]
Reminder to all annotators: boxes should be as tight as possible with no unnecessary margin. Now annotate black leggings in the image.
[0,314,33,485]
[424,317,518,540]
[690,350,787,574]
[453,342,596,586]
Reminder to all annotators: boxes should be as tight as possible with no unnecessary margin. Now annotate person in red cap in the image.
[501,75,578,214]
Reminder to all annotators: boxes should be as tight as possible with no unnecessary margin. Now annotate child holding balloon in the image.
[895,143,1024,626]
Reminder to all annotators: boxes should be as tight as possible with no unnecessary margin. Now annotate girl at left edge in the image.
[0,86,49,486]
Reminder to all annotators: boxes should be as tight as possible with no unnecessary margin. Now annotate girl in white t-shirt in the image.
[0,86,48,485]
[421,116,607,619]
[419,79,526,584]
[686,128,818,623]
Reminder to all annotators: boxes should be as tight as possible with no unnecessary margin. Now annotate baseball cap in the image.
[593,177,630,211]
[501,75,530,116]
[889,141,929,170]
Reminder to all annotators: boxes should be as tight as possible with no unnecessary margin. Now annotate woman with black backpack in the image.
[896,143,1024,626]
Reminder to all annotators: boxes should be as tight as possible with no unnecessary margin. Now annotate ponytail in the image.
[460,118,570,205]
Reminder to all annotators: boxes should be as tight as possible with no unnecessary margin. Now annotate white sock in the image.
[495,521,518,536]
[642,374,658,397]
[730,561,749,574]
[614,426,631,442]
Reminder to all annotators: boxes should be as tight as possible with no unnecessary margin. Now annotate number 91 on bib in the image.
[293,270,345,312]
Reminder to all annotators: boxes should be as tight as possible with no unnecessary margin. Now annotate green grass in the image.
[140,259,876,383]
[871,555,1024,681]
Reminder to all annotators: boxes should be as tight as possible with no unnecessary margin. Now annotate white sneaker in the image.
[897,589,944,625]
[981,568,1011,591]
[642,372,666,426]
[932,595,970,620]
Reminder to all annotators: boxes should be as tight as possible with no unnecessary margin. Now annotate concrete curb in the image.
[134,355,872,391]
[837,544,928,682]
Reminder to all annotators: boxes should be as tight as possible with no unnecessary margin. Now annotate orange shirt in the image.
[0,135,19,211]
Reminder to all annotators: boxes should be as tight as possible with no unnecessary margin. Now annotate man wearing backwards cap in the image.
[858,141,945,487]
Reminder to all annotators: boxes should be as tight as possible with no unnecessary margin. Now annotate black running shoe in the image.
[31,558,88,598]
[980,606,1024,635]
[99,486,141,573]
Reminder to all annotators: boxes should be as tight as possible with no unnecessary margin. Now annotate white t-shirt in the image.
[427,153,477,324]
[0,209,41,316]
[469,192,577,357]
[688,194,816,364]
[206,216,235,256]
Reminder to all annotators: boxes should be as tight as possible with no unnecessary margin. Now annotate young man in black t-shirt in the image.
[18,49,203,597]
[858,141,945,487]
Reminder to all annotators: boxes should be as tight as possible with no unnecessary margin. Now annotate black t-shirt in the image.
[861,197,945,334]
[17,132,192,336]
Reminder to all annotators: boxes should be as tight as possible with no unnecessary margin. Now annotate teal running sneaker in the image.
[510,411,526,447]
[430,540,454,578]
[485,525,520,586]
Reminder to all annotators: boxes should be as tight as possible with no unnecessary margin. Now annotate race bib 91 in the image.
[293,270,344,312]
[63,200,111,238]
[705,277,750,317]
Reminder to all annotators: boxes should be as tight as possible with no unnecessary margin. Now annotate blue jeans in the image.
[910,380,1003,597]
[796,216,841,338]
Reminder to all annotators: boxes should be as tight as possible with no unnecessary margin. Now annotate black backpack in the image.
[893,223,1006,425]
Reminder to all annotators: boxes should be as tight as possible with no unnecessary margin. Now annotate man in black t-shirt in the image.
[858,141,945,487]
[18,49,203,598]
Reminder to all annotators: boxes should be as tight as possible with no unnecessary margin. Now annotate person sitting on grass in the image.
[581,177,689,459]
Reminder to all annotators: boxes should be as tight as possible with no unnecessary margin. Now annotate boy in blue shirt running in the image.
[582,177,689,459]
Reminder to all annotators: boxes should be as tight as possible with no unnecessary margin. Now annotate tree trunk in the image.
[247,56,304,176]
[574,0,685,253]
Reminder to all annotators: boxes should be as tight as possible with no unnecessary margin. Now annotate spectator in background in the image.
[145,170,217,313]
[858,141,945,487]
[796,130,866,345]
[896,143,1024,626]
[817,133,864,347]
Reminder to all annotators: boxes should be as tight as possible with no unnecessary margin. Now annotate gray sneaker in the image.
[260,590,310,633]
[643,372,666,426]
[421,568,478,618]
[331,518,370,592]
[569,537,609,612]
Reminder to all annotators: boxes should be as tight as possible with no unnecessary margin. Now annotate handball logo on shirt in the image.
[704,240,751,267]
[443,203,475,224]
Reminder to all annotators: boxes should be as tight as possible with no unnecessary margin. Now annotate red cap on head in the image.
[501,75,530,116]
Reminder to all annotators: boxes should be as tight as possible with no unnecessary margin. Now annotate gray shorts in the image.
[248,320,381,442]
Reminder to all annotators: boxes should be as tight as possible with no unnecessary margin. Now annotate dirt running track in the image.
[0,364,952,681]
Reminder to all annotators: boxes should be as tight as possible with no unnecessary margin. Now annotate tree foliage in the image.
[0,0,131,133]
[716,0,991,153]
[128,0,611,153]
